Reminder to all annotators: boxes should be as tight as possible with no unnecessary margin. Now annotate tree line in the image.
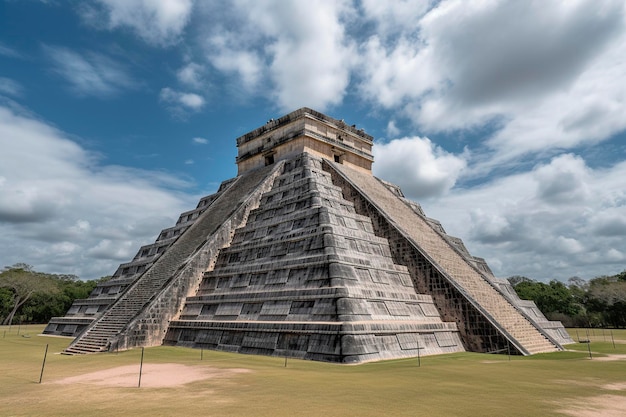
[509,270,626,328]
[2,263,625,328]
[0,264,104,326]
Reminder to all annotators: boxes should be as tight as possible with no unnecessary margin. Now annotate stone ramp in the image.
[63,163,283,354]
[326,160,561,355]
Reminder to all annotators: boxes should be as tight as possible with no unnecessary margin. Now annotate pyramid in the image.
[44,108,573,362]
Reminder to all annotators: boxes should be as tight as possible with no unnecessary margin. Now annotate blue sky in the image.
[1,0,625,282]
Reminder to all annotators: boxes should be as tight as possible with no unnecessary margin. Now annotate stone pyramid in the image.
[45,108,573,363]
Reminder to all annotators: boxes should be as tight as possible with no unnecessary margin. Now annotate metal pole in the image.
[587,342,592,360]
[576,330,580,342]
[138,347,145,388]
[39,344,49,383]
[284,357,288,368]
[611,330,616,349]
[201,348,203,361]
[507,340,511,361]
[417,338,421,367]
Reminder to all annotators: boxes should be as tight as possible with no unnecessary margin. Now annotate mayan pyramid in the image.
[44,108,573,362]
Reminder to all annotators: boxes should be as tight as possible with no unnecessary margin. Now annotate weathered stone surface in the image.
[48,107,572,362]
[164,153,463,362]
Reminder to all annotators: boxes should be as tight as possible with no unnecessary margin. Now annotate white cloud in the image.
[0,77,23,97]
[357,0,626,167]
[358,36,434,108]
[176,62,205,88]
[386,120,400,137]
[418,154,626,280]
[200,0,356,111]
[0,105,194,278]
[80,0,194,46]
[192,137,208,144]
[533,154,591,204]
[373,136,467,198]
[44,45,136,98]
[360,0,431,37]
[260,0,355,111]
[159,87,205,115]
[209,46,263,90]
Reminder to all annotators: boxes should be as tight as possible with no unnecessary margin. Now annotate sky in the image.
[1,0,625,282]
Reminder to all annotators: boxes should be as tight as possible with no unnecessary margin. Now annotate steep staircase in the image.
[165,153,464,363]
[63,164,281,354]
[327,161,561,355]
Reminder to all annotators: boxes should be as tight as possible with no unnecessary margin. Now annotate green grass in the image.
[1,325,626,416]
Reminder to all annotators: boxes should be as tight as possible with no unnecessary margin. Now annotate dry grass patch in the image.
[559,394,626,417]
[2,325,626,416]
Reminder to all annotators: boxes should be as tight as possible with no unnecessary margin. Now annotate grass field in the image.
[1,325,625,416]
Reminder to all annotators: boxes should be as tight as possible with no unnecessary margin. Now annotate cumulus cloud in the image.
[209,46,263,91]
[419,155,626,280]
[357,0,626,167]
[373,136,467,199]
[44,45,136,98]
[360,0,431,37]
[533,154,591,204]
[0,105,194,278]
[159,87,205,116]
[80,0,194,46]
[176,62,205,88]
[200,0,355,111]
[386,120,400,137]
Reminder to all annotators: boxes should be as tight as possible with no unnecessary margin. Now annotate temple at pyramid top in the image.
[236,107,374,175]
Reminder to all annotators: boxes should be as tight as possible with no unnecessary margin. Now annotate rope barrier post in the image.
[39,344,49,384]
[611,330,616,349]
[138,347,145,388]
[417,338,421,368]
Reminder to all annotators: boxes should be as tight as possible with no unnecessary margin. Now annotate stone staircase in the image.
[327,161,561,355]
[165,153,465,363]
[63,164,281,354]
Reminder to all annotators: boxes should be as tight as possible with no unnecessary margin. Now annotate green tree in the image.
[586,274,626,328]
[0,265,58,325]
[508,277,580,318]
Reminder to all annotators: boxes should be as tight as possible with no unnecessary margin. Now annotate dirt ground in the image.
[558,353,626,417]
[559,394,626,417]
[51,363,250,388]
[49,360,626,416]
